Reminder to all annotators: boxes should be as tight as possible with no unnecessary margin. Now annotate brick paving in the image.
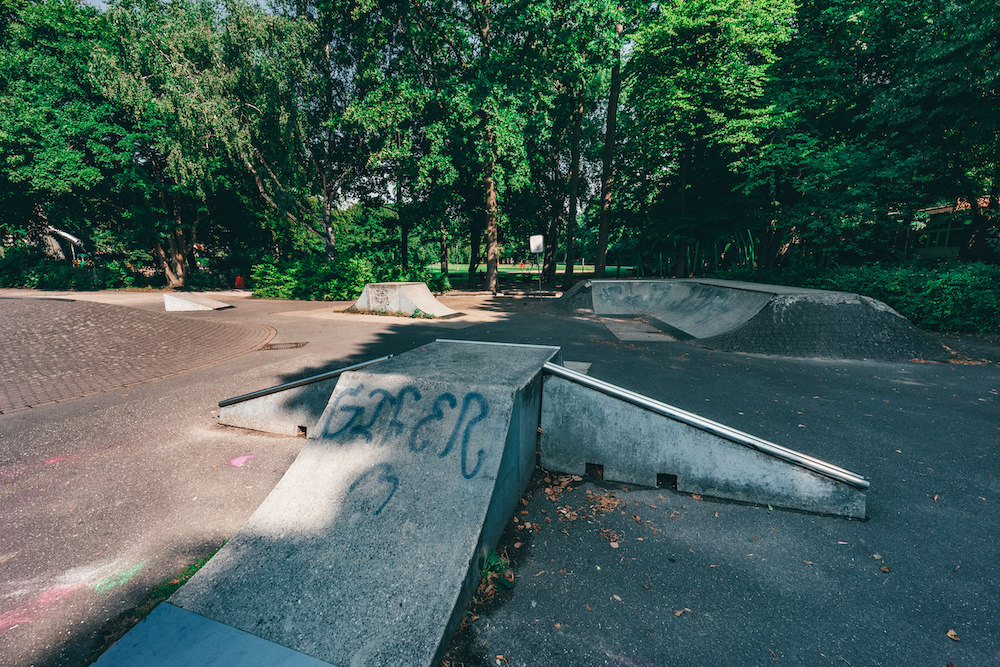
[0,297,274,413]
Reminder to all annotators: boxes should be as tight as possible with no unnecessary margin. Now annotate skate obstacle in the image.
[96,340,867,667]
[350,282,460,318]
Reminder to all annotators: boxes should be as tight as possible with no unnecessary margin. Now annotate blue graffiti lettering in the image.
[380,385,422,446]
[348,463,399,515]
[322,384,365,437]
[440,392,489,479]
[409,393,457,452]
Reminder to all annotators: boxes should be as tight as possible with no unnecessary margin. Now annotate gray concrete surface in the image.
[566,279,949,361]
[352,282,460,318]
[93,603,329,666]
[156,341,558,667]
[162,294,230,312]
[216,368,343,438]
[539,370,867,518]
[1,286,998,667]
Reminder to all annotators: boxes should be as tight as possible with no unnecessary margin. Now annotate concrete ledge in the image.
[163,294,231,311]
[218,376,340,437]
[539,365,867,519]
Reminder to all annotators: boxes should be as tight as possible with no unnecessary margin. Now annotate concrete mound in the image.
[561,279,948,361]
[351,282,460,318]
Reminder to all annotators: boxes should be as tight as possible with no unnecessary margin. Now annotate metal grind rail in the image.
[218,355,392,408]
[542,362,870,490]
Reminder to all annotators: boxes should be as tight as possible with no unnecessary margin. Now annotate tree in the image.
[622,0,795,275]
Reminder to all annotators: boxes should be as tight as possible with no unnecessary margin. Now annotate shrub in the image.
[250,255,376,301]
[711,262,1000,334]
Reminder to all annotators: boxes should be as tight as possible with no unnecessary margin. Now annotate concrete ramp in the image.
[590,279,776,339]
[573,279,948,361]
[539,363,868,518]
[351,282,460,318]
[99,341,559,667]
[163,293,230,311]
[216,357,390,437]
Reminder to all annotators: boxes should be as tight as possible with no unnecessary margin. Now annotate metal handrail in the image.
[542,362,870,490]
[218,356,392,408]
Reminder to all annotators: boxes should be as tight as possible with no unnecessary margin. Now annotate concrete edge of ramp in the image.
[163,293,231,311]
[93,603,332,667]
[539,363,868,519]
[351,282,461,318]
[102,341,560,667]
[217,357,392,437]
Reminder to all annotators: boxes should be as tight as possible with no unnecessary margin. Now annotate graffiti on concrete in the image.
[324,384,492,514]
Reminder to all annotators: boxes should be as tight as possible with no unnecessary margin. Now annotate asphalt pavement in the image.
[1,287,998,667]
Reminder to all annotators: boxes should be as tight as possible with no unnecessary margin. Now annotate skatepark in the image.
[1,281,998,666]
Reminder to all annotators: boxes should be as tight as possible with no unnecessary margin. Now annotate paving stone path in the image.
[0,297,273,413]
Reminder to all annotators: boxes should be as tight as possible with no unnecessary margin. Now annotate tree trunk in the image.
[484,148,500,294]
[440,219,449,275]
[562,92,583,290]
[595,31,622,279]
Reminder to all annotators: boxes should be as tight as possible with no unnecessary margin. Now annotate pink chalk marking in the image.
[0,585,83,633]
[229,454,256,467]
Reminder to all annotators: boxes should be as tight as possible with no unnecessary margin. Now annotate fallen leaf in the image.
[632,513,642,523]
[649,504,658,509]
[673,608,692,617]
[613,594,622,602]
[946,629,960,641]
[637,537,644,541]
[804,560,814,565]
[554,623,561,630]
[880,566,890,572]
[514,542,522,548]
[610,541,619,548]
[873,553,882,560]
[714,511,719,518]
[586,604,592,610]
[933,494,939,502]
[691,494,703,501]
[519,498,528,506]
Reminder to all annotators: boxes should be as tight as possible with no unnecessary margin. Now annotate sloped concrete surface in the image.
[540,370,867,518]
[93,603,330,667]
[163,294,231,311]
[562,279,948,361]
[164,341,558,666]
[351,282,460,318]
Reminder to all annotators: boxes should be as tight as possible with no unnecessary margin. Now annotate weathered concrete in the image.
[101,341,559,667]
[93,603,330,667]
[217,376,340,437]
[163,293,231,311]
[539,365,868,519]
[565,279,948,361]
[351,282,460,318]
[589,279,777,339]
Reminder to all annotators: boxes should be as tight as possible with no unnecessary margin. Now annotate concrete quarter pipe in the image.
[567,279,949,361]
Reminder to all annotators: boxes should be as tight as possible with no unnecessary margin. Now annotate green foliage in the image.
[713,262,1000,334]
[479,549,513,590]
[0,246,92,289]
[426,272,451,293]
[250,255,375,301]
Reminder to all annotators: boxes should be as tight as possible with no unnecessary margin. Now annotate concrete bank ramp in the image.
[97,340,558,667]
[163,293,230,311]
[540,363,869,518]
[351,282,460,318]
[565,279,948,361]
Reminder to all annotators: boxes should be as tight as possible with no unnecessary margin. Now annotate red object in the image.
[235,276,245,289]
